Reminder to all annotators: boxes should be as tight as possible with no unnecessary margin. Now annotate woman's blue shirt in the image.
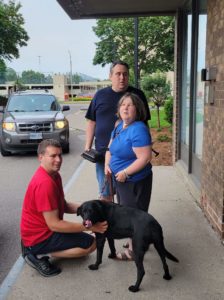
[109,121,152,182]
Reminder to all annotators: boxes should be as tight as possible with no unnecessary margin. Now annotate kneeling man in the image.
[21,139,107,277]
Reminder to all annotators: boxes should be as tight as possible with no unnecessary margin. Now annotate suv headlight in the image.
[3,122,16,131]
[55,120,68,129]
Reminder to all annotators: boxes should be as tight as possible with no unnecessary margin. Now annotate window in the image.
[194,14,207,159]
[179,0,207,185]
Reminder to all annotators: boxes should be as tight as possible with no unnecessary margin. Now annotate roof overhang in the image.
[56,0,185,20]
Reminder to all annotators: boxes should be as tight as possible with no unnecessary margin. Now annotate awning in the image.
[56,0,185,19]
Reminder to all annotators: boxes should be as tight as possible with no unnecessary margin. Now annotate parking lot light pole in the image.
[68,50,73,100]
[38,55,42,84]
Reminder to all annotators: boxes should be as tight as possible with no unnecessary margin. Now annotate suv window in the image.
[7,94,61,112]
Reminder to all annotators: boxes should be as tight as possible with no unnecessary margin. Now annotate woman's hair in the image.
[117,92,147,121]
[37,139,61,155]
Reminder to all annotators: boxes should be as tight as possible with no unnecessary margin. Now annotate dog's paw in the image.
[128,285,139,293]
[88,264,99,270]
[163,274,172,280]
[108,253,116,259]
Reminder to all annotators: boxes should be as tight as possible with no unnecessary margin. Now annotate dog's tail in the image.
[165,249,179,263]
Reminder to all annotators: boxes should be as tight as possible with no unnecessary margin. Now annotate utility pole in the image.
[38,56,41,71]
[68,50,73,100]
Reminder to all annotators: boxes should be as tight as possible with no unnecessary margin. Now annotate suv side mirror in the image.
[62,105,70,111]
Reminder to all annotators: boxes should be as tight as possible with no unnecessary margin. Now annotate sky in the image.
[7,0,110,80]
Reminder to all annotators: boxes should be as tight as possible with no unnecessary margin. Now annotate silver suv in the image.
[0,90,70,156]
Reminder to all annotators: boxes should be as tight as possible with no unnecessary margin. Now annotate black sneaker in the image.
[25,253,61,277]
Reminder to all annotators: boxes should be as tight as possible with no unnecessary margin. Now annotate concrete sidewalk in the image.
[2,162,224,300]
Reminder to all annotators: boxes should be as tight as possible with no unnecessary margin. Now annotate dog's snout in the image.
[83,219,92,228]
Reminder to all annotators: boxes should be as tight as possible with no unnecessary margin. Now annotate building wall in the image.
[174,1,224,240]
[53,74,68,100]
[201,0,224,238]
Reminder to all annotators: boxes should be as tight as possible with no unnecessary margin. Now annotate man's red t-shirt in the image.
[21,166,65,247]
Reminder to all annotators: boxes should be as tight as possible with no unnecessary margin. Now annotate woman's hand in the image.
[105,164,112,176]
[115,170,127,182]
[104,143,112,176]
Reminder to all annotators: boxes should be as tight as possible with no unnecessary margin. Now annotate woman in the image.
[105,92,153,260]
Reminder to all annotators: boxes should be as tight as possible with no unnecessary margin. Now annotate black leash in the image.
[100,175,114,202]
[152,148,159,157]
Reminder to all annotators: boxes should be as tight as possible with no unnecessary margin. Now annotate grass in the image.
[149,107,171,128]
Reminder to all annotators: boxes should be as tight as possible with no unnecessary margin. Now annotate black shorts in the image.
[116,173,153,212]
[28,232,94,255]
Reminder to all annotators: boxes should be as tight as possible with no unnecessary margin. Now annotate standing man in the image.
[21,139,107,277]
[85,60,151,201]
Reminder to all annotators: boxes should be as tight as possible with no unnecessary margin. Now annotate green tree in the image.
[0,0,29,67]
[5,67,17,82]
[93,16,174,75]
[73,73,81,83]
[142,73,171,128]
[0,59,6,83]
[21,70,45,84]
[164,96,173,124]
[44,74,53,84]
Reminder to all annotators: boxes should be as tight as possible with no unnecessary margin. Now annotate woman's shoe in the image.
[122,242,129,249]
[116,249,134,261]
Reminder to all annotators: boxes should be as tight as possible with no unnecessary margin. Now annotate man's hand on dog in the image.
[91,221,108,233]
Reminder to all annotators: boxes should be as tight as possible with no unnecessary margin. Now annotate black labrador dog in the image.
[77,200,179,292]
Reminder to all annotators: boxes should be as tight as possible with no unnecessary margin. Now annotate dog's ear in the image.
[77,206,81,216]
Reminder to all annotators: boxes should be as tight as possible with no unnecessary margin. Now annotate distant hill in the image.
[78,73,98,82]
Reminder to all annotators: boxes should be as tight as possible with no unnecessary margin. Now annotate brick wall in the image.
[201,0,224,239]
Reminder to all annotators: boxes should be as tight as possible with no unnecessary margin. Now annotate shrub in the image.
[164,96,173,124]
[73,97,92,101]
[157,134,171,142]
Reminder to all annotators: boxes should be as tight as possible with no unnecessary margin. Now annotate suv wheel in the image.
[62,143,70,154]
[0,143,11,157]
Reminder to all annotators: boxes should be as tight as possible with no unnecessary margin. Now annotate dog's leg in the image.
[107,237,116,259]
[154,241,172,280]
[128,244,145,293]
[88,235,105,270]
[128,250,145,293]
